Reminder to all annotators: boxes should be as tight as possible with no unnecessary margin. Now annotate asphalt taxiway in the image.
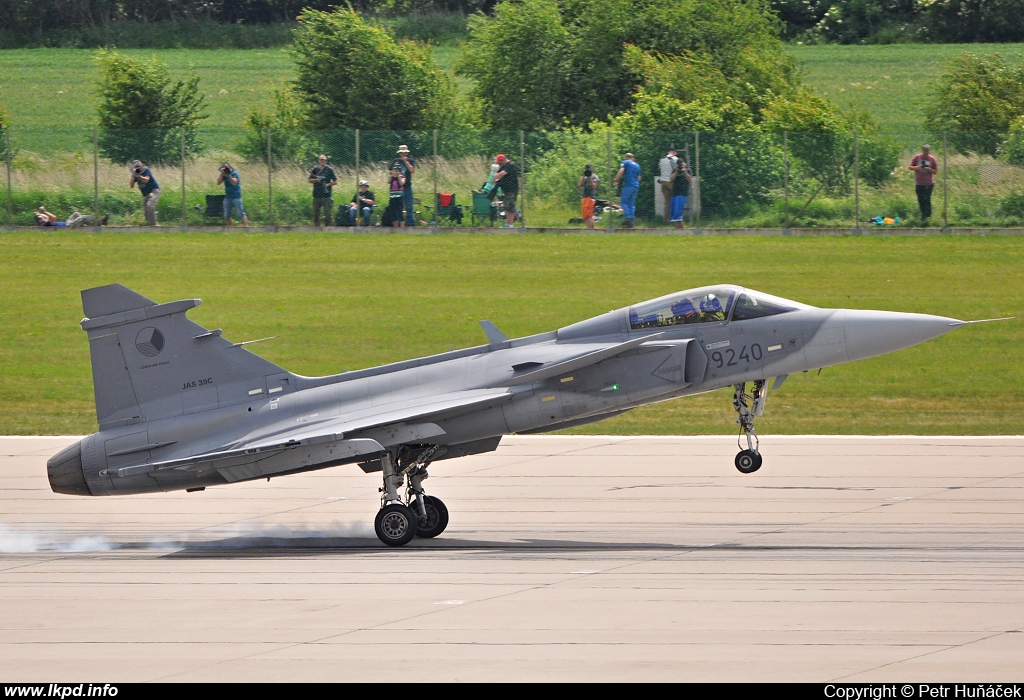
[1,435,1022,682]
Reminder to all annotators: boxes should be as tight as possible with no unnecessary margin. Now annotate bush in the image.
[289,8,461,130]
[459,0,798,130]
[94,51,208,165]
[919,0,1024,43]
[923,52,1024,157]
[239,84,319,165]
[997,116,1024,167]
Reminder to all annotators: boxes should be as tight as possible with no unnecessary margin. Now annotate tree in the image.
[923,52,1024,156]
[289,7,460,130]
[459,0,798,131]
[94,51,208,165]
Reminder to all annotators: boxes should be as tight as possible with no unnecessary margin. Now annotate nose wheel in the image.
[735,449,762,474]
[732,380,767,474]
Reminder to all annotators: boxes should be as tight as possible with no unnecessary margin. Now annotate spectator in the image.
[578,164,600,230]
[658,146,679,222]
[613,152,641,228]
[669,159,693,230]
[129,160,160,226]
[309,155,337,227]
[217,162,249,227]
[908,144,938,223]
[492,154,519,228]
[34,206,105,228]
[389,145,416,227]
[349,180,376,227]
[382,167,406,228]
[482,157,501,198]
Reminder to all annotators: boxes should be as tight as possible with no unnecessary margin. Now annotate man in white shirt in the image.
[657,146,679,222]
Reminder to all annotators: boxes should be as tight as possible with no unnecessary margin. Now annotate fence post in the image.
[180,129,187,230]
[432,129,438,231]
[942,130,949,232]
[606,131,613,233]
[694,131,701,234]
[354,129,360,227]
[93,128,99,224]
[519,130,526,231]
[5,129,11,227]
[783,131,790,233]
[853,127,861,233]
[267,129,274,230]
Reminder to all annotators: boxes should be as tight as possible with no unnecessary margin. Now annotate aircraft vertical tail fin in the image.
[81,284,290,430]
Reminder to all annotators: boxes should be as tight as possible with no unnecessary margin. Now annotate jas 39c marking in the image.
[182,377,214,390]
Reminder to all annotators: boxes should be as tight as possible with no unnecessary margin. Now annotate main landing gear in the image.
[374,446,449,546]
[732,380,767,474]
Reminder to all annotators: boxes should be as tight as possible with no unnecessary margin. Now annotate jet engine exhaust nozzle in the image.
[46,440,92,496]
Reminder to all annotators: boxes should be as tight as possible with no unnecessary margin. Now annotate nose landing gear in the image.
[732,380,767,474]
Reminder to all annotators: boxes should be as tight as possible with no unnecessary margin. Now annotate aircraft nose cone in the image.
[843,310,962,362]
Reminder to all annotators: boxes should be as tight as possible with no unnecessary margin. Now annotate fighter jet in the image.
[48,283,973,546]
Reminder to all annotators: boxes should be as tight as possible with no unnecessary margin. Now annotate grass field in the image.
[0,48,294,150]
[788,43,1024,134]
[4,44,1024,137]
[1,232,1020,435]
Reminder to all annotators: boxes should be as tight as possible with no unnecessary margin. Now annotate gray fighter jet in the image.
[48,283,972,546]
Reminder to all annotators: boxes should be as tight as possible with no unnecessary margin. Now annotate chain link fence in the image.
[4,127,1024,230]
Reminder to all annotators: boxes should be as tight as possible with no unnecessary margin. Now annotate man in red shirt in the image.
[909,144,938,223]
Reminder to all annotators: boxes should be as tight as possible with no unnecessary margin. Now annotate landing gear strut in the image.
[732,380,767,474]
[373,446,449,546]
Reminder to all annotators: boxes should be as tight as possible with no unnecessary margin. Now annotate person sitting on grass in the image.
[34,206,106,228]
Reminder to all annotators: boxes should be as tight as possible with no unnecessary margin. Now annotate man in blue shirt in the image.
[613,152,641,228]
[129,160,161,226]
[217,162,249,227]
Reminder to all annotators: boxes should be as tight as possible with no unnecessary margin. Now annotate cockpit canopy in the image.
[628,285,807,329]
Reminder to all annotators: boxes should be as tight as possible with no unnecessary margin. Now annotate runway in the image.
[1,435,1022,682]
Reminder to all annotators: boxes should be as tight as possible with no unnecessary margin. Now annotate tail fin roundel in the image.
[81,284,289,430]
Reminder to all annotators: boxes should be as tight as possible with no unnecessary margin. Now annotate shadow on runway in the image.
[159,536,700,558]
[155,537,1007,559]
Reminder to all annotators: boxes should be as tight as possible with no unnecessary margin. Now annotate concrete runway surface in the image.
[1,435,1022,682]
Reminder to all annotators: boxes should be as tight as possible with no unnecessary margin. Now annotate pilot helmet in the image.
[700,293,722,313]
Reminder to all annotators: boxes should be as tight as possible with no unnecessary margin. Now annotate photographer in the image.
[578,163,600,230]
[308,154,337,227]
[34,206,105,228]
[669,158,693,230]
[217,162,249,227]
[388,145,416,227]
[128,160,160,226]
[349,180,376,227]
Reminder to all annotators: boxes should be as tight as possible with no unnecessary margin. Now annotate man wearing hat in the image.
[389,145,417,227]
[658,146,679,222]
[349,180,376,227]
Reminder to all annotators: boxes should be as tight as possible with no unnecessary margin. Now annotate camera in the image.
[133,166,143,175]
[221,164,231,173]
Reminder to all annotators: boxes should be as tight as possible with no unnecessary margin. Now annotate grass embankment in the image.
[0,233,1020,435]
[788,43,1024,135]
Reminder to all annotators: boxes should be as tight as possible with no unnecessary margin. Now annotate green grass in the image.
[788,43,1024,134]
[0,49,294,149]
[1,232,1020,435]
